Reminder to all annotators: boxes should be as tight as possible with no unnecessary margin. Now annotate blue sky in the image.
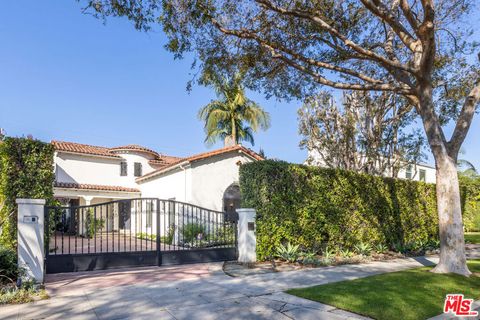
[0,1,479,168]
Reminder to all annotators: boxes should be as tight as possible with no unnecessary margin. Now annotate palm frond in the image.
[457,159,477,173]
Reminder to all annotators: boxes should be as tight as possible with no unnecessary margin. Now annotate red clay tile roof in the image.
[110,145,160,158]
[54,182,140,193]
[148,155,184,168]
[137,145,263,182]
[52,141,180,163]
[52,141,120,158]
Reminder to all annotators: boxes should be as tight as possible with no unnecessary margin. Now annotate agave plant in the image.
[301,252,319,265]
[275,242,300,263]
[321,247,336,265]
[374,243,388,254]
[354,242,373,256]
[340,248,354,259]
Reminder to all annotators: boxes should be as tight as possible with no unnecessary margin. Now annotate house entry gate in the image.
[45,198,238,273]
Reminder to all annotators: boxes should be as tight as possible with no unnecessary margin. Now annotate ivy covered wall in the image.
[240,160,441,260]
[0,137,55,249]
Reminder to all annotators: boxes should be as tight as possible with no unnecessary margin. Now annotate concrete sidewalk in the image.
[0,256,438,320]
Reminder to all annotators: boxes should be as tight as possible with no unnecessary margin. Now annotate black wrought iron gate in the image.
[45,198,238,273]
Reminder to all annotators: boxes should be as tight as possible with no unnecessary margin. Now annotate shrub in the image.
[137,233,156,241]
[84,209,105,239]
[321,247,336,265]
[160,224,176,245]
[459,174,480,232]
[275,242,300,263]
[354,242,373,256]
[374,243,389,254]
[0,280,48,305]
[0,246,18,284]
[181,223,206,243]
[0,137,56,248]
[240,160,440,260]
[340,248,354,259]
[300,251,319,265]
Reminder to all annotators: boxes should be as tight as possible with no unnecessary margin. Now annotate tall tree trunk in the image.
[431,153,471,276]
[231,117,237,145]
[416,83,471,276]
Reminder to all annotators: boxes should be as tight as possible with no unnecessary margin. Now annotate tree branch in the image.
[448,81,480,157]
[360,0,419,51]
[255,0,417,75]
[400,0,420,31]
[208,16,410,93]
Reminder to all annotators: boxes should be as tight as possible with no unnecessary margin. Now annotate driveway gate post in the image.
[236,208,256,263]
[16,198,46,283]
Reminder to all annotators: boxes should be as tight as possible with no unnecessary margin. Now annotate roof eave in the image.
[136,160,190,183]
[55,150,121,160]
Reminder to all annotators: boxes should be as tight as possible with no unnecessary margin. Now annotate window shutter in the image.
[134,162,142,177]
[120,162,127,176]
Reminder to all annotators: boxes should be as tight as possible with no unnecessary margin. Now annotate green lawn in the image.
[465,232,480,244]
[287,259,480,320]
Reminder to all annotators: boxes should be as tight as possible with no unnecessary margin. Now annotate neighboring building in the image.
[53,141,263,214]
[306,148,436,184]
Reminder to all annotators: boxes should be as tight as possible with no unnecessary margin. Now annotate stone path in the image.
[0,256,439,320]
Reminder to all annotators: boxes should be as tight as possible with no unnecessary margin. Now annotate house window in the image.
[120,161,127,176]
[134,162,142,177]
[419,169,426,182]
[405,165,413,179]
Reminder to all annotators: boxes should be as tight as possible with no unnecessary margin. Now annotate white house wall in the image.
[138,151,255,212]
[190,152,254,211]
[54,151,158,189]
[139,167,192,203]
[55,152,123,186]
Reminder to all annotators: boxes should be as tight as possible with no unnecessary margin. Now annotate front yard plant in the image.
[0,246,48,305]
[287,259,480,320]
[275,242,300,263]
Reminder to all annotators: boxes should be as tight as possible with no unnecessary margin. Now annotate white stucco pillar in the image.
[16,198,46,284]
[236,208,256,263]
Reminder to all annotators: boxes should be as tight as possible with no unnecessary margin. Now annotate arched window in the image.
[223,183,241,221]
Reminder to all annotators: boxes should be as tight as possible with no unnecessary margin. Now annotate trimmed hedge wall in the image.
[460,174,480,232]
[240,160,439,260]
[0,137,55,249]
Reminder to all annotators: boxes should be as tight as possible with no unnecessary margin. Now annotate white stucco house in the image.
[52,140,263,214]
[306,148,437,184]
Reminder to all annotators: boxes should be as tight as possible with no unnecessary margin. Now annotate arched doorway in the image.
[223,183,241,221]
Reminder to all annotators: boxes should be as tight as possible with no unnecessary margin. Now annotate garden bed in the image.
[223,250,440,277]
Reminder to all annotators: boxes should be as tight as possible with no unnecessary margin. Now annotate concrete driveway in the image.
[1,257,437,320]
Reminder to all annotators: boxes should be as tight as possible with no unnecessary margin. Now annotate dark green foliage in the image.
[181,223,206,243]
[84,209,105,239]
[0,246,18,284]
[0,138,56,249]
[240,160,439,260]
[459,173,480,232]
[162,224,175,245]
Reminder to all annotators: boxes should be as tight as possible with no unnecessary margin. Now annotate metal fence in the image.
[45,198,237,273]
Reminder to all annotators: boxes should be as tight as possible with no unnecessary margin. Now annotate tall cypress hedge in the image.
[0,137,55,249]
[240,160,440,260]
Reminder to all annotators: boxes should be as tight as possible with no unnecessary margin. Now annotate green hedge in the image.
[240,160,440,260]
[0,137,55,249]
[460,174,480,232]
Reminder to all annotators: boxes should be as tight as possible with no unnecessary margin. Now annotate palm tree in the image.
[198,73,270,146]
[457,149,477,175]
